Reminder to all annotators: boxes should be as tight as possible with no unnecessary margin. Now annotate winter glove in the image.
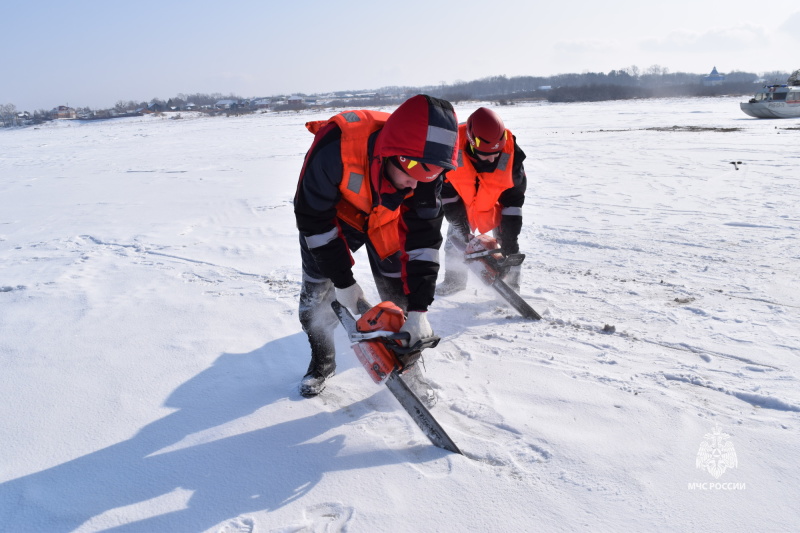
[399,311,434,347]
[496,233,519,255]
[335,282,365,315]
[498,215,522,255]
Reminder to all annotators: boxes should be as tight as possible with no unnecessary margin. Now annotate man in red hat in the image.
[436,107,528,295]
[294,95,459,399]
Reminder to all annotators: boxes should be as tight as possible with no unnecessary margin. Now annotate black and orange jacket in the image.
[294,95,459,311]
[442,129,527,254]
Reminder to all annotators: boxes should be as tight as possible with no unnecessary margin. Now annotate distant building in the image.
[52,106,77,119]
[703,67,726,86]
[215,99,238,109]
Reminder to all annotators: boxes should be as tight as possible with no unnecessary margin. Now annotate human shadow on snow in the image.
[0,332,434,532]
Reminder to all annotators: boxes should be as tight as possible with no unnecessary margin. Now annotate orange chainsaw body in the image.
[353,301,405,384]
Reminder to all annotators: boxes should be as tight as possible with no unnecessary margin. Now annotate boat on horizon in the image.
[740,69,800,118]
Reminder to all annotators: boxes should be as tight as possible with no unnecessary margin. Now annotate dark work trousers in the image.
[298,222,408,377]
[442,223,469,284]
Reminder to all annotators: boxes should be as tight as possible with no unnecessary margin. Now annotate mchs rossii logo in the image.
[688,424,745,491]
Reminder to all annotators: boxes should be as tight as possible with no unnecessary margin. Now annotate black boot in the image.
[435,269,467,296]
[299,331,337,397]
[298,280,338,397]
[300,359,335,397]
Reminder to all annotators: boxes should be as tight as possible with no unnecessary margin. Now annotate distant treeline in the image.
[114,92,245,112]
[542,80,761,103]
[2,67,794,127]
[393,68,791,104]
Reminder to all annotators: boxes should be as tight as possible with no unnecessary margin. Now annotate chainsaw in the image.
[331,299,461,454]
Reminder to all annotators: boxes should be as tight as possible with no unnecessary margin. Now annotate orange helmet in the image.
[466,107,507,155]
[392,155,445,182]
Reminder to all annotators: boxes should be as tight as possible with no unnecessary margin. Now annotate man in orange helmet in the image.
[436,107,528,296]
[294,95,459,399]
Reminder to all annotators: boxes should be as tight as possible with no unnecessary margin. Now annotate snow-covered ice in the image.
[1,97,798,532]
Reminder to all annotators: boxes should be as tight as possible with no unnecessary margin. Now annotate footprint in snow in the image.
[1,285,26,292]
[217,516,254,533]
[271,503,354,533]
[449,397,552,475]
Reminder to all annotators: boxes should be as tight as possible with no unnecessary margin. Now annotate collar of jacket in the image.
[466,146,501,173]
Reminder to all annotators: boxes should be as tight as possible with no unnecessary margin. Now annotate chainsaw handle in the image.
[464,248,505,261]
[356,298,372,314]
[471,251,525,277]
[343,300,439,353]
[465,247,522,261]
[351,331,409,344]
[389,334,441,354]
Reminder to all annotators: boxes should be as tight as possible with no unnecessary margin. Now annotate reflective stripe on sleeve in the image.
[304,227,339,249]
[501,207,523,216]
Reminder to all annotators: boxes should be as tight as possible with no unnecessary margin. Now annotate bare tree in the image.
[625,65,641,78]
[0,103,18,127]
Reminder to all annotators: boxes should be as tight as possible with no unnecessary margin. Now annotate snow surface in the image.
[1,98,799,533]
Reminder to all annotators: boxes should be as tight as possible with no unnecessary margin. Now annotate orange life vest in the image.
[445,123,515,234]
[305,110,408,260]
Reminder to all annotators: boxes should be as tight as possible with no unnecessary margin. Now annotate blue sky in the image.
[3,0,799,111]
